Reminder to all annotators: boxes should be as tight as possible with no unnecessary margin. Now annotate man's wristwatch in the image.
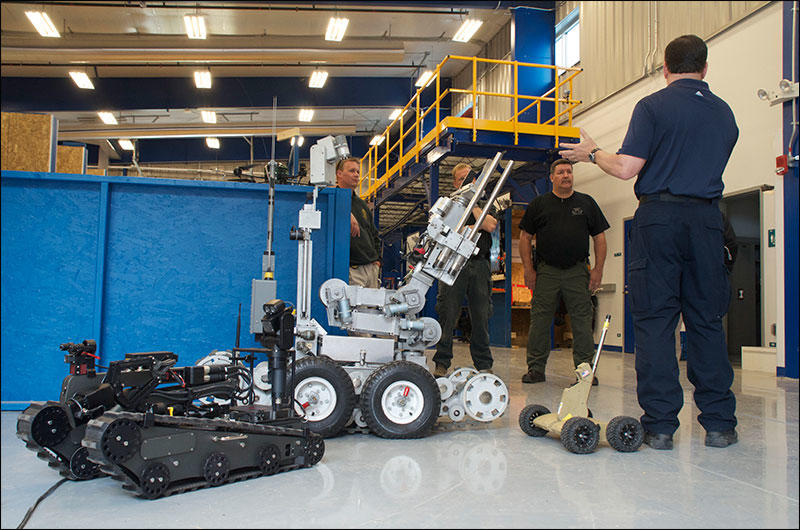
[588,147,601,164]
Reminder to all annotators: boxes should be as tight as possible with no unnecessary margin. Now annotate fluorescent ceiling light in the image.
[298,109,314,122]
[25,11,60,38]
[194,70,212,89]
[118,139,134,151]
[97,112,117,125]
[206,137,220,149]
[201,110,216,123]
[452,19,483,42]
[389,108,406,120]
[325,17,349,41]
[69,71,94,89]
[415,70,434,88]
[369,135,385,146]
[309,71,329,88]
[291,136,305,147]
[184,15,207,39]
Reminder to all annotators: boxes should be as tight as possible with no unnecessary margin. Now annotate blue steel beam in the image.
[1,77,414,112]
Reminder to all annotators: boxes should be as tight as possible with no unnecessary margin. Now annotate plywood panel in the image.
[511,261,532,306]
[1,111,55,172]
[57,145,86,174]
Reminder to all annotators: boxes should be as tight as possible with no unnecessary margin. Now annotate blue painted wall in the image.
[1,171,350,408]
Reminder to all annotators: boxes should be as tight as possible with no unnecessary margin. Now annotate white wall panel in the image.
[571,2,782,352]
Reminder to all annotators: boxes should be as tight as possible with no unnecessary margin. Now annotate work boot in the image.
[643,432,673,450]
[521,370,545,384]
[433,363,448,378]
[478,368,493,374]
[705,430,738,448]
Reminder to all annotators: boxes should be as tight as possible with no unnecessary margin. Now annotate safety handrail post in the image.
[513,62,519,145]
[435,66,440,146]
[554,66,560,147]
[415,92,420,163]
[400,112,404,161]
[472,56,477,141]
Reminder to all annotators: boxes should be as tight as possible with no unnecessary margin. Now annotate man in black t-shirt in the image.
[337,158,381,288]
[519,159,609,384]
[433,163,497,377]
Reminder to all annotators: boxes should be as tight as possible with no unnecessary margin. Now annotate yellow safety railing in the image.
[359,55,582,200]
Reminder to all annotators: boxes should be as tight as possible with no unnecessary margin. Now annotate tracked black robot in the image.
[17,300,324,498]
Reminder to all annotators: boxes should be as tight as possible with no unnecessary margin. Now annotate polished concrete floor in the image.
[2,344,798,529]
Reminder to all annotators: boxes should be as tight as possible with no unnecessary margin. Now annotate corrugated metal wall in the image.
[451,21,513,120]
[559,1,771,112]
[451,1,772,121]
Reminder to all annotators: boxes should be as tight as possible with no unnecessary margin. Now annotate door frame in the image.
[623,216,635,354]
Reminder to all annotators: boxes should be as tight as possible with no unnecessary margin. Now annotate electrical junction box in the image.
[250,279,277,334]
[299,208,321,230]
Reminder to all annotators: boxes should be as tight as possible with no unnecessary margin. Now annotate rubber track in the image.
[16,402,102,481]
[83,411,321,499]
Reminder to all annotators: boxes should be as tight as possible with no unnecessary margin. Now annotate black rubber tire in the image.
[606,415,645,452]
[518,405,550,437]
[258,444,280,475]
[101,418,141,463]
[304,434,325,466]
[31,405,71,447]
[560,417,600,454]
[291,356,356,438]
[360,360,440,439]
[68,446,99,480]
[203,452,230,486]
[140,462,170,499]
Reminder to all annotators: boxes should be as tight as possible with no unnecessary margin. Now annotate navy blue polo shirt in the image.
[618,78,738,199]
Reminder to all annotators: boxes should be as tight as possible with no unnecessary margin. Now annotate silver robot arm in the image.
[319,152,515,354]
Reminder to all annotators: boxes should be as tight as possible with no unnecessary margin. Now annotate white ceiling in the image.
[1,1,515,141]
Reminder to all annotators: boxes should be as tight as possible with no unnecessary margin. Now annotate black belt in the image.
[639,192,715,205]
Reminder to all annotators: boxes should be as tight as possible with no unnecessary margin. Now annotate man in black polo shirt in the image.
[518,159,609,385]
[559,34,739,450]
[336,157,381,288]
[433,163,496,377]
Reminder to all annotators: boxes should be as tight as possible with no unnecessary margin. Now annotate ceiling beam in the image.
[58,123,358,141]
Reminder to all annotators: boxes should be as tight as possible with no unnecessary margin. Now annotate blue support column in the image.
[93,182,110,363]
[421,163,440,320]
[780,0,798,378]
[510,6,556,124]
[487,208,513,348]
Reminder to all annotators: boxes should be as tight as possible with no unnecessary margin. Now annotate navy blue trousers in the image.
[628,199,737,435]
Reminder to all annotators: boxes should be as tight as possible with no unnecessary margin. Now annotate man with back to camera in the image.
[558,34,739,449]
[518,159,609,385]
[432,163,497,377]
[336,157,381,288]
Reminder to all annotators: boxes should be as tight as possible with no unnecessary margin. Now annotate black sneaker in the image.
[705,430,738,448]
[643,432,673,450]
[521,370,546,384]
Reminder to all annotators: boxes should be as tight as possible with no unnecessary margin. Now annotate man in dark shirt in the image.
[559,34,739,450]
[433,163,497,377]
[336,157,381,288]
[518,159,609,385]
